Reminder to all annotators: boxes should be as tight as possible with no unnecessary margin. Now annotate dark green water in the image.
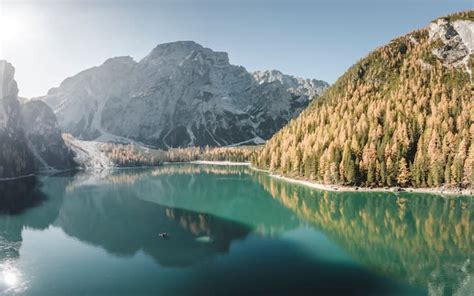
[0,164,471,295]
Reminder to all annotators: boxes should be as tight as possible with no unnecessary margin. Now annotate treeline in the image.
[253,12,474,189]
[100,143,260,166]
[199,146,260,162]
[163,146,260,162]
[100,143,163,167]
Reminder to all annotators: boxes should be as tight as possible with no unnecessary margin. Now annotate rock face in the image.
[21,100,77,171]
[0,60,35,178]
[429,18,474,76]
[41,41,328,148]
[0,60,76,178]
[253,70,327,99]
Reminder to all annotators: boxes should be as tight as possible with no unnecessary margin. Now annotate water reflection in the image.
[253,172,473,295]
[56,189,251,267]
[62,165,299,236]
[0,170,254,269]
[0,177,45,214]
[0,176,58,295]
[0,165,471,295]
[0,259,27,294]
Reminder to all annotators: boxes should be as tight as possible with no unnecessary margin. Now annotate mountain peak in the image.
[153,40,203,50]
[141,41,229,66]
[102,56,136,66]
[253,69,329,98]
[0,60,19,99]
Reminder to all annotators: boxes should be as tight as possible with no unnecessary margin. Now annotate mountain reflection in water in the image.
[0,172,252,268]
[0,177,45,215]
[0,164,471,295]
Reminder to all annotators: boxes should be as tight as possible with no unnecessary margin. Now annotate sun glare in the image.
[0,14,26,42]
[3,269,19,287]
[0,261,27,294]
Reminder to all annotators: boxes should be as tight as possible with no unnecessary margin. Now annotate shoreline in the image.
[183,160,473,196]
[3,160,471,196]
[190,160,251,166]
[266,173,473,196]
[0,173,36,182]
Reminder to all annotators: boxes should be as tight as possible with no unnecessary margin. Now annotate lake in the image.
[0,164,471,295]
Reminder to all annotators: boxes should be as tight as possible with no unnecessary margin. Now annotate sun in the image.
[0,14,26,43]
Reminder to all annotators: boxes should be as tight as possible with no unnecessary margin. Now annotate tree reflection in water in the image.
[253,172,472,295]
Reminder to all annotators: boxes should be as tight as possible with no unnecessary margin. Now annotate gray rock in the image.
[429,19,474,75]
[21,100,77,171]
[0,61,35,178]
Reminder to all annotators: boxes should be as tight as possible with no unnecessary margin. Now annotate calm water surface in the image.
[0,164,471,295]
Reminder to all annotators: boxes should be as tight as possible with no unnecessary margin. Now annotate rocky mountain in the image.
[0,60,76,178]
[0,60,35,179]
[253,10,474,189]
[21,100,77,171]
[253,70,327,99]
[40,41,328,148]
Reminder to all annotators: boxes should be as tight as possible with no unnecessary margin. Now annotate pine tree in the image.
[397,157,410,186]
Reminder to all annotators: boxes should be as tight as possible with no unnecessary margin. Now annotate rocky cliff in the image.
[0,60,76,178]
[21,100,77,171]
[0,60,35,178]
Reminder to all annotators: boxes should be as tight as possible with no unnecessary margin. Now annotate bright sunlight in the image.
[0,13,28,42]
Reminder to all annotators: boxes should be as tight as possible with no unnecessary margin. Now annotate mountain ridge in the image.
[39,41,329,148]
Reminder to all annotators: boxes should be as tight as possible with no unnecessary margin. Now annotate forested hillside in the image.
[252,11,474,188]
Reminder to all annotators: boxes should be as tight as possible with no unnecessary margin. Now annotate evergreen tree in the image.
[397,158,411,186]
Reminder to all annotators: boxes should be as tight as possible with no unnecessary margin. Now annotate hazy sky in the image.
[0,0,471,98]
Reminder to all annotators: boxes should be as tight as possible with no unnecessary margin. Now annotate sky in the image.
[0,0,472,98]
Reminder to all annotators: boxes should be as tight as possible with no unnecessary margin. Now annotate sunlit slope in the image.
[253,10,474,188]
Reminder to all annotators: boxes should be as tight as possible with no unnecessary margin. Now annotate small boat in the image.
[158,232,169,238]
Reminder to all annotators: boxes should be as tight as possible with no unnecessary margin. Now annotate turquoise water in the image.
[0,164,471,295]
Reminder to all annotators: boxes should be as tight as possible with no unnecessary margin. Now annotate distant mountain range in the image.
[39,41,328,148]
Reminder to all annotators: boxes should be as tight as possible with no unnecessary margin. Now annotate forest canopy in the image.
[252,11,474,189]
